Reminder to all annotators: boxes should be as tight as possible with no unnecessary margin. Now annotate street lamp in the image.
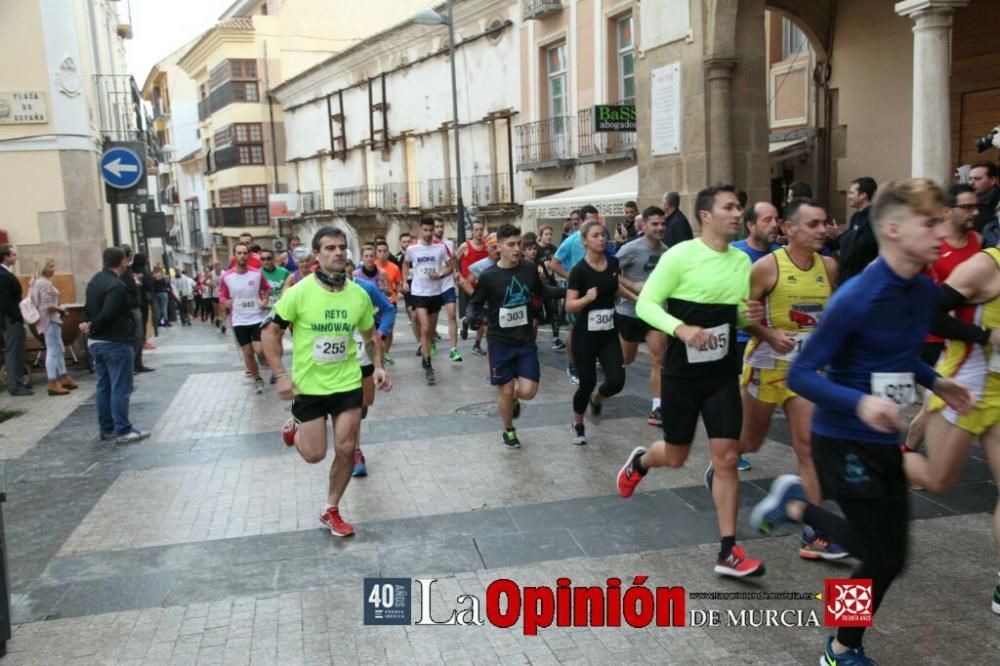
[414,1,466,248]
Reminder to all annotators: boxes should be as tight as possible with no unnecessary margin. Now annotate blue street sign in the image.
[101,146,144,190]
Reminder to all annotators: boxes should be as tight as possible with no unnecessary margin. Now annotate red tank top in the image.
[926,231,980,343]
[459,240,489,277]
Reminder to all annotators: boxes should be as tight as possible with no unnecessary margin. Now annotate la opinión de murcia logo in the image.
[824,578,873,627]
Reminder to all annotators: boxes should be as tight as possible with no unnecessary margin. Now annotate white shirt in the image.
[404,243,449,296]
[435,239,455,292]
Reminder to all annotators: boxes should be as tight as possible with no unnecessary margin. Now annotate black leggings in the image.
[803,494,908,649]
[571,330,626,414]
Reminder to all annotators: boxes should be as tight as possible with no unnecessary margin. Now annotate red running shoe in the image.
[282,417,298,447]
[617,446,647,498]
[320,507,355,537]
[714,545,765,578]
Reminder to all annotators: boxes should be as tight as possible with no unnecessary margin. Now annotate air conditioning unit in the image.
[273,239,286,252]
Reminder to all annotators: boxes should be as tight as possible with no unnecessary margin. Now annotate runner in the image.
[210,262,225,333]
[616,184,766,578]
[566,220,627,445]
[433,217,463,362]
[535,224,566,351]
[374,239,402,364]
[456,220,490,341]
[397,230,422,351]
[353,245,384,289]
[218,244,271,393]
[457,234,500,356]
[260,249,292,383]
[749,179,974,663]
[734,197,845,561]
[262,226,391,538]
[229,232,262,269]
[402,216,453,385]
[469,225,564,448]
[616,206,669,427]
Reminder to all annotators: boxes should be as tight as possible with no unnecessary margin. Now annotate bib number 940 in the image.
[870,372,916,406]
[685,324,729,364]
[313,336,348,363]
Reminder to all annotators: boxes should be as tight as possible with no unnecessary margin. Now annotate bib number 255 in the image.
[313,336,348,363]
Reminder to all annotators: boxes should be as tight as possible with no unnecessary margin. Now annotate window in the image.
[214,123,265,167]
[782,18,807,60]
[214,186,268,226]
[617,15,634,103]
[233,82,259,102]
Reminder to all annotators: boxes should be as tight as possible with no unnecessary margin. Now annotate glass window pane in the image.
[235,124,248,142]
[251,146,264,163]
[622,53,634,77]
[245,83,258,102]
[618,16,633,49]
[623,76,635,101]
[255,185,267,201]
[249,124,262,141]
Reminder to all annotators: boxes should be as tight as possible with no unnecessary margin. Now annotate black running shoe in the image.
[502,429,521,449]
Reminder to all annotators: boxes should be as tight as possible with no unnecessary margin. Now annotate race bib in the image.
[989,347,1000,374]
[588,308,614,332]
[313,336,349,363]
[870,372,916,406]
[499,305,528,329]
[234,299,259,316]
[418,264,436,278]
[773,331,811,362]
[355,336,371,366]
[685,323,730,364]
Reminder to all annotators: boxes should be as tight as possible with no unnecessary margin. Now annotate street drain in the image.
[455,401,498,417]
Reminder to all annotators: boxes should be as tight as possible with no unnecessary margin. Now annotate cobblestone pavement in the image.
[0,319,996,665]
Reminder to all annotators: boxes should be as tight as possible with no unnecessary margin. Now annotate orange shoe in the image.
[47,380,70,396]
[60,375,78,390]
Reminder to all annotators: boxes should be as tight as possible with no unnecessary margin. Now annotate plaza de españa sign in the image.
[594,105,636,132]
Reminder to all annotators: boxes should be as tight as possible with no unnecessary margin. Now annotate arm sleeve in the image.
[914,359,939,390]
[273,283,295,322]
[929,283,991,344]
[787,298,866,414]
[735,258,753,329]
[364,281,395,336]
[635,248,686,336]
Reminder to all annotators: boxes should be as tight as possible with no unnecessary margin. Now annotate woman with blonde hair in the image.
[29,257,77,395]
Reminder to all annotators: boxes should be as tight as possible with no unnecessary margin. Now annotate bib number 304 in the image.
[313,336,348,363]
[870,372,916,406]
[588,309,614,332]
[685,323,729,364]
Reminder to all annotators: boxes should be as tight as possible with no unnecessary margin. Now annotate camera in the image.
[975,125,999,153]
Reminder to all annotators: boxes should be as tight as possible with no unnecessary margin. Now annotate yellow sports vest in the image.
[937,247,1000,378]
[746,248,832,368]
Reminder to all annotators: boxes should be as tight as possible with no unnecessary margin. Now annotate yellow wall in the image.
[0,0,54,141]
[1,151,66,245]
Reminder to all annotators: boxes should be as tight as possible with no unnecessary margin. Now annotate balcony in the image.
[333,186,384,211]
[523,0,563,20]
[208,207,244,228]
[300,191,325,213]
[94,74,143,142]
[470,173,514,207]
[577,100,636,162]
[515,116,576,170]
[197,98,209,122]
[384,181,421,212]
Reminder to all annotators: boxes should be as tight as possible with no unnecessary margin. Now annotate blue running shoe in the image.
[737,456,752,472]
[704,462,714,493]
[750,474,806,535]
[800,526,850,561]
[821,636,878,665]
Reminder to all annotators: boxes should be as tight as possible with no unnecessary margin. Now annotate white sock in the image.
[652,398,661,410]
[323,503,335,513]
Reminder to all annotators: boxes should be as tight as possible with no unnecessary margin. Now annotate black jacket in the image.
[976,185,1000,233]
[838,207,878,284]
[0,264,23,323]
[84,269,134,343]
[664,209,693,247]
[121,267,140,309]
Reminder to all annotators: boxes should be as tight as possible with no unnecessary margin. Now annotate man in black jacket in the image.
[0,244,31,395]
[121,245,153,373]
[837,176,879,284]
[81,247,147,443]
[662,191,692,247]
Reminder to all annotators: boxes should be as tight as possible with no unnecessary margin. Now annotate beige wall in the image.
[0,1,52,141]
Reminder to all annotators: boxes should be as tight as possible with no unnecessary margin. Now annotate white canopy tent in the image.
[522,166,638,220]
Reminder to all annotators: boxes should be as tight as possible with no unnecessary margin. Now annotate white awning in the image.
[769,138,808,161]
[523,166,638,219]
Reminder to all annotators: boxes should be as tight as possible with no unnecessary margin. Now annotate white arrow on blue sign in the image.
[101,146,144,190]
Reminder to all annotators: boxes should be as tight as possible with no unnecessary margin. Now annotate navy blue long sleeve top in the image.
[787,257,940,445]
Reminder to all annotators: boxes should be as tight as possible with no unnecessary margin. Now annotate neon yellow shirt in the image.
[274,275,374,395]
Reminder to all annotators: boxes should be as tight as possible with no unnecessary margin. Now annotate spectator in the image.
[662,191,693,247]
[969,161,1000,235]
[152,265,171,327]
[786,181,813,203]
[80,247,148,443]
[172,269,196,326]
[131,253,156,345]
[284,235,303,273]
[838,176,879,284]
[0,244,31,396]
[30,257,77,395]
[622,201,640,240]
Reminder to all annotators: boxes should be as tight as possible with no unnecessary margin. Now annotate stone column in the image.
[895,0,968,185]
[704,58,738,185]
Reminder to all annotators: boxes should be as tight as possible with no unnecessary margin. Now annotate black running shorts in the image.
[615,313,653,343]
[660,374,742,444]
[233,324,262,347]
[292,388,364,424]
[409,294,443,314]
[812,435,907,501]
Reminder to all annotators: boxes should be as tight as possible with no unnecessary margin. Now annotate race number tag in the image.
[355,335,371,366]
[498,305,527,328]
[870,372,916,406]
[313,336,349,363]
[588,308,614,332]
[774,332,811,362]
[989,347,1000,374]
[685,324,730,364]
[418,264,436,278]
[234,299,258,316]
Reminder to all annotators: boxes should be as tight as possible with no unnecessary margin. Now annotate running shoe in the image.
[821,636,877,665]
[714,545,765,578]
[383,352,394,365]
[425,365,436,386]
[319,507,355,537]
[567,364,579,385]
[221,324,226,334]
[647,407,662,427]
[115,429,150,444]
[552,338,566,352]
[571,423,587,446]
[255,378,265,394]
[750,474,807,535]
[450,348,463,362]
[737,456,752,472]
[472,343,486,356]
[352,449,367,477]
[460,318,469,340]
[589,397,603,424]
[704,463,714,493]
[617,446,647,498]
[800,526,850,561]
[512,398,521,420]
[416,347,422,356]
[282,417,298,447]
[992,580,1000,616]
[503,429,521,449]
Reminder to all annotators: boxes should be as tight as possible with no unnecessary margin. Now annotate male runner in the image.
[402,216,452,384]
[397,231,422,350]
[616,184,766,577]
[749,179,974,664]
[219,244,270,393]
[260,250,291,307]
[374,239,402,364]
[263,226,390,537]
[735,198,845,561]
[456,220,490,340]
[433,217,463,362]
[229,233,262,269]
[457,234,500,356]
[615,206,669,426]
[353,245,384,289]
[469,225,564,448]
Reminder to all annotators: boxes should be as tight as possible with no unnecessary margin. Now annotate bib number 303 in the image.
[870,372,916,406]
[313,336,349,363]
[499,305,527,329]
[588,309,614,332]
[685,323,729,364]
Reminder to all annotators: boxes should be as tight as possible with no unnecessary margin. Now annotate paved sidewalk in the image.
[0,320,996,665]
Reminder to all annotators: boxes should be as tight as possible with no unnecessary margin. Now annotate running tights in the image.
[803,493,909,648]
[571,331,625,414]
